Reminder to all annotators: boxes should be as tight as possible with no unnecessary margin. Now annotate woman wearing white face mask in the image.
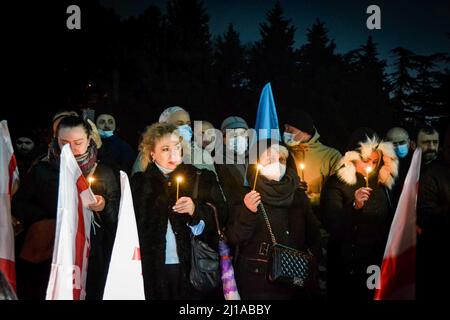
[226,140,321,300]
[131,122,227,300]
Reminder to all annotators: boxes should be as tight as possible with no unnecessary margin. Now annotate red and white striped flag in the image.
[46,144,96,300]
[374,148,422,300]
[0,120,19,292]
[103,171,145,300]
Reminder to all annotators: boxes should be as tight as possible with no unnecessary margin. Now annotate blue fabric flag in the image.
[254,83,281,141]
[244,83,281,187]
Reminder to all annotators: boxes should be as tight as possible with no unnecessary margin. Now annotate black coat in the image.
[11,157,119,300]
[417,159,450,299]
[321,173,394,300]
[97,134,136,174]
[226,172,321,300]
[130,163,227,300]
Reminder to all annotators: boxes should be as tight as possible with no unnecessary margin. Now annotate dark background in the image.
[2,0,449,153]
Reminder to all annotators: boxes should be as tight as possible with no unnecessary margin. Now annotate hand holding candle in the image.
[252,164,263,191]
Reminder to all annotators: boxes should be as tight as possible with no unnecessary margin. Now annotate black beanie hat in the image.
[283,109,315,136]
[346,127,379,152]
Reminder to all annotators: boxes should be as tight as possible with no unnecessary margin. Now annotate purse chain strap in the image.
[258,202,277,245]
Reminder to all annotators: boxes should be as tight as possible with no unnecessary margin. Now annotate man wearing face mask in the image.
[215,116,249,214]
[385,126,413,207]
[282,109,341,299]
[96,112,136,174]
[282,110,342,209]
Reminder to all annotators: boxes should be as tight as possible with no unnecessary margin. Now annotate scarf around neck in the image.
[49,139,98,177]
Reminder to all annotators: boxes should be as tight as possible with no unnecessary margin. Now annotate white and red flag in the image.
[103,171,145,300]
[46,144,96,300]
[374,148,422,300]
[0,120,20,292]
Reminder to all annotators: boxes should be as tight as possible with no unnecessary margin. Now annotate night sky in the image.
[100,0,450,64]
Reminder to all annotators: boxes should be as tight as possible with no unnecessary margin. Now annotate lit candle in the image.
[88,176,95,188]
[365,166,372,188]
[252,164,264,191]
[176,176,183,201]
[299,163,305,181]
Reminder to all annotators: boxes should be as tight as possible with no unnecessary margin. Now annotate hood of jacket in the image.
[337,136,398,189]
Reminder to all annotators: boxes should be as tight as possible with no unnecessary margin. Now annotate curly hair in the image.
[138,122,180,171]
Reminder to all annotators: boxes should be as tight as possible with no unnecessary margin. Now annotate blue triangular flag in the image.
[254,83,281,141]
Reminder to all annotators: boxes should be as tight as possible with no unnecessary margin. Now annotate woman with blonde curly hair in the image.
[131,122,226,300]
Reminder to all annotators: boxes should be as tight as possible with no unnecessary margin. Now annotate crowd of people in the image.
[4,106,449,300]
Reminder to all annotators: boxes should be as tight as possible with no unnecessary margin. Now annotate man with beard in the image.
[417,124,450,300]
[413,124,439,166]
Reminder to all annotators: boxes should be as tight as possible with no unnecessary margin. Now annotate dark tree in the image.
[344,36,392,135]
[248,1,296,91]
[389,47,418,124]
[164,0,213,116]
[294,19,346,150]
[212,24,249,119]
[409,53,448,119]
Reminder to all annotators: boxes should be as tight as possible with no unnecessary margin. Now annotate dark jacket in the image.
[321,173,394,300]
[97,134,136,174]
[226,168,321,300]
[215,162,246,220]
[130,163,227,300]
[417,159,450,299]
[11,157,119,300]
[392,152,413,208]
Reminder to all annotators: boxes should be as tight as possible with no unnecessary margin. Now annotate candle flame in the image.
[300,163,305,170]
[88,177,95,184]
[176,176,183,183]
[365,166,373,175]
[257,164,263,170]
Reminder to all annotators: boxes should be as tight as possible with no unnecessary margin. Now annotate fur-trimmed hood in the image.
[337,136,399,189]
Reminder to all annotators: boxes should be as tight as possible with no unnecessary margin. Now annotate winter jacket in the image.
[417,159,450,299]
[97,134,136,174]
[131,163,227,300]
[11,157,120,300]
[321,141,398,300]
[227,167,321,300]
[288,131,342,207]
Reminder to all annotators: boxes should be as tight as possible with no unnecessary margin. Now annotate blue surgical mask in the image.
[178,124,193,142]
[283,132,300,147]
[394,143,409,158]
[98,129,114,139]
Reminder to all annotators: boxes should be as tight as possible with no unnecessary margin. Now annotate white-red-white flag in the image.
[46,144,96,300]
[0,120,19,292]
[103,171,145,300]
[374,148,422,300]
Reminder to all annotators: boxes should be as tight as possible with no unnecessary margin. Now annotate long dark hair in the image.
[56,115,92,138]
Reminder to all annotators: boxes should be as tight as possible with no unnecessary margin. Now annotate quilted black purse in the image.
[258,203,314,287]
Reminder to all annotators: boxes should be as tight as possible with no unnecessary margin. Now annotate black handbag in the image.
[189,171,221,292]
[189,235,220,292]
[258,203,314,287]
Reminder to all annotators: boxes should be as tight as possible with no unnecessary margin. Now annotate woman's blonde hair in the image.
[139,122,180,171]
